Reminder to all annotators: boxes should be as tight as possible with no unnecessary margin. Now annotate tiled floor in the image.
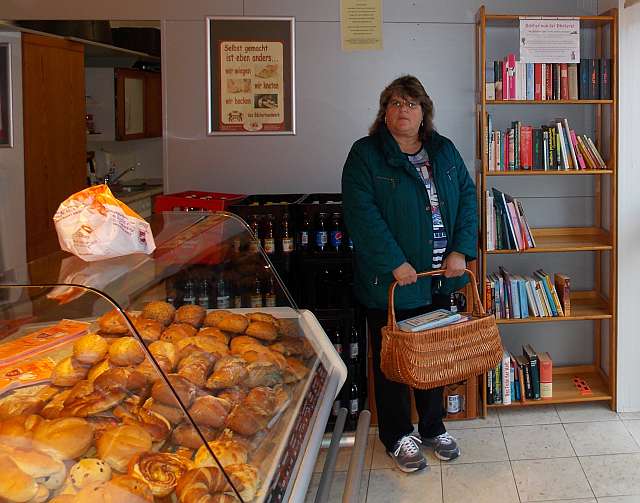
[305,403,640,503]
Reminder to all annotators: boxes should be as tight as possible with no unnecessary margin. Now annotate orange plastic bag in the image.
[53,184,156,261]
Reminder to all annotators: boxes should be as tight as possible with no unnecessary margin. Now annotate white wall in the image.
[0,31,24,273]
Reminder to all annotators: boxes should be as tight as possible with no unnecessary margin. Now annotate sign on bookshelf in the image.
[520,18,580,63]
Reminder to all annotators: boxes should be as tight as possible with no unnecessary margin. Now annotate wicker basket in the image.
[380,268,503,390]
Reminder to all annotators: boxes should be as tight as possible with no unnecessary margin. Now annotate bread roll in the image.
[93,367,147,394]
[132,317,162,343]
[4,445,65,482]
[269,335,314,358]
[226,463,260,502]
[151,374,196,408]
[177,351,216,388]
[69,458,112,489]
[245,361,283,388]
[176,336,229,360]
[73,333,109,365]
[284,357,310,383]
[188,396,230,429]
[229,335,263,353]
[51,357,90,387]
[239,347,287,370]
[50,495,76,503]
[197,327,229,345]
[203,310,231,328]
[216,387,246,409]
[109,337,145,367]
[0,414,41,448]
[128,452,193,497]
[87,358,113,383]
[142,398,184,426]
[226,386,277,436]
[194,439,248,468]
[0,454,38,502]
[171,422,217,450]
[248,312,279,326]
[97,424,152,472]
[113,405,171,442]
[0,395,44,420]
[33,417,94,460]
[148,340,178,368]
[245,321,278,342]
[98,310,131,334]
[216,313,249,334]
[205,357,247,391]
[160,324,196,344]
[142,301,175,327]
[175,305,206,328]
[75,475,153,503]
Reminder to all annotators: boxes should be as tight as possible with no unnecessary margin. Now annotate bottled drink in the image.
[348,366,360,424]
[332,326,343,359]
[265,276,277,307]
[263,214,276,255]
[318,267,332,308]
[298,213,311,252]
[450,293,458,313]
[250,276,263,308]
[332,389,342,417]
[315,213,328,252]
[216,275,230,309]
[281,213,294,254]
[232,279,243,308]
[183,278,196,305]
[348,236,354,252]
[348,324,359,363]
[330,213,343,253]
[249,215,260,253]
[165,278,178,307]
[198,279,211,309]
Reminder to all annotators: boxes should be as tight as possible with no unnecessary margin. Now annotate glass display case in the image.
[0,212,347,503]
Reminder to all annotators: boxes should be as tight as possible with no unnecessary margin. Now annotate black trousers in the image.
[367,296,448,451]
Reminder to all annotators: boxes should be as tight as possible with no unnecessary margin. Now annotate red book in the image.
[545,64,553,100]
[502,60,508,100]
[534,63,542,100]
[538,352,553,399]
[570,130,586,170]
[507,53,516,100]
[520,126,533,169]
[560,63,569,100]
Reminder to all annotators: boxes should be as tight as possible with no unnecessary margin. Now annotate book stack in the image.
[487,344,553,404]
[485,268,570,319]
[486,188,534,251]
[486,54,611,101]
[486,115,607,172]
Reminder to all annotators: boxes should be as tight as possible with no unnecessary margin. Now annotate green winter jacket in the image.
[341,126,478,310]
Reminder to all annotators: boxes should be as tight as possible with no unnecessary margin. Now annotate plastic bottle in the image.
[298,213,311,252]
[315,213,328,252]
[330,212,343,253]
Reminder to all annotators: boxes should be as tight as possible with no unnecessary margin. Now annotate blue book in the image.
[510,278,520,318]
[526,63,535,100]
[397,309,462,332]
[534,271,558,316]
[518,277,529,318]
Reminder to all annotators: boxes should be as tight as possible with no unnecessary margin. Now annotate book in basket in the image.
[397,309,462,332]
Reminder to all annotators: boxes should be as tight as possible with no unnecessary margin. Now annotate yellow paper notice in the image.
[341,0,383,51]
[219,41,285,132]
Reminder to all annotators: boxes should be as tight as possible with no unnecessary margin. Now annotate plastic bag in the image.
[53,184,156,261]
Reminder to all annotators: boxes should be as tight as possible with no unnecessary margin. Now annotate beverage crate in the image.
[228,193,306,222]
[154,191,246,213]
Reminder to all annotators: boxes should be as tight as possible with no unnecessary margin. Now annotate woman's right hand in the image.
[392,262,417,286]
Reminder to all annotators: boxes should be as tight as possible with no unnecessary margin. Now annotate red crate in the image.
[154,191,246,213]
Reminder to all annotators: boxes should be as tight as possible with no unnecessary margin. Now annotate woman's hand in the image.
[393,262,417,286]
[442,252,466,278]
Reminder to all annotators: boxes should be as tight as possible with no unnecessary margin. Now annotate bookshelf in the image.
[475,6,617,413]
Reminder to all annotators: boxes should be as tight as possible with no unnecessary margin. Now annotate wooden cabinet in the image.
[115,68,162,140]
[22,33,87,261]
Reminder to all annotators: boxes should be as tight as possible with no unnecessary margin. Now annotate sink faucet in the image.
[103,163,138,186]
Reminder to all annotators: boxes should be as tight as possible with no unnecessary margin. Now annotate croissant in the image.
[176,467,232,503]
[113,404,171,442]
[205,357,248,390]
[178,351,216,388]
[188,396,230,429]
[226,463,260,502]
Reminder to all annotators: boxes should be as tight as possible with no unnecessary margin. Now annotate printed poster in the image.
[219,41,284,132]
[520,18,580,63]
[341,0,383,51]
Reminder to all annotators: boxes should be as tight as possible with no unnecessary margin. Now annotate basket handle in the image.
[386,268,485,328]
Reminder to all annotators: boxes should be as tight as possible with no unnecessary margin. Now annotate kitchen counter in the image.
[115,186,163,204]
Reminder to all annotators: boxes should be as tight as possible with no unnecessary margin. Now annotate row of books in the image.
[486,268,571,319]
[486,55,610,101]
[486,115,607,171]
[486,188,534,251]
[488,345,553,405]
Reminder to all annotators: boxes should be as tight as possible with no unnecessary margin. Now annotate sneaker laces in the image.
[434,432,454,445]
[393,435,422,457]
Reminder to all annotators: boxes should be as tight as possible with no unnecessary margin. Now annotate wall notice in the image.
[219,41,284,132]
[341,0,383,52]
[520,18,580,64]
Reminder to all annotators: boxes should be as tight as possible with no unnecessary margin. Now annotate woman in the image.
[342,75,478,472]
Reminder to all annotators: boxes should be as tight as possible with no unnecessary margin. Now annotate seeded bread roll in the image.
[69,458,112,489]
[203,310,231,328]
[108,337,145,367]
[142,301,176,327]
[160,323,197,344]
[197,327,229,345]
[175,305,206,328]
[216,313,249,334]
[245,321,278,342]
[73,333,109,365]
[98,310,132,334]
[151,374,196,408]
[132,317,162,343]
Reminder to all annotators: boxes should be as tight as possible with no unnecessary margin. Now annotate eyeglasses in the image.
[388,98,419,110]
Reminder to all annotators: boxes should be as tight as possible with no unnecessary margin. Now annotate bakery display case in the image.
[0,212,348,503]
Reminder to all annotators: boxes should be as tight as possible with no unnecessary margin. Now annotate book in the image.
[524,278,540,317]
[506,53,516,100]
[397,309,462,332]
[534,270,559,316]
[538,351,553,399]
[486,82,495,100]
[579,59,590,99]
[600,58,611,100]
[570,130,587,170]
[515,354,532,399]
[487,369,494,404]
[534,63,542,100]
[494,360,502,403]
[511,355,521,401]
[562,118,579,171]
[568,63,579,100]
[494,60,503,100]
[585,136,607,168]
[560,63,569,100]
[502,351,512,405]
[556,122,570,170]
[589,59,600,99]
[526,63,535,100]
[523,344,541,400]
[554,273,571,316]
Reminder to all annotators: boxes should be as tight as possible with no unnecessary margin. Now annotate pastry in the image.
[248,312,279,326]
[225,386,277,436]
[194,439,248,468]
[203,310,231,328]
[239,346,287,370]
[245,361,283,388]
[98,310,132,334]
[283,357,310,383]
[216,387,247,408]
[148,340,178,368]
[188,396,230,429]
[269,336,314,358]
[96,424,152,472]
[226,463,260,502]
[0,414,42,447]
[216,313,249,334]
[245,321,278,342]
[151,374,196,408]
[128,452,193,497]
[58,389,125,418]
[141,301,175,327]
[177,351,216,387]
[0,455,38,502]
[93,367,147,394]
[51,356,90,387]
[69,458,112,489]
[175,336,229,360]
[197,327,229,345]
[113,405,171,442]
[30,484,50,503]
[176,467,232,503]
[33,417,94,460]
[86,416,120,440]
[75,475,153,503]
[205,357,248,391]
[175,305,206,328]
[3,444,66,485]
[87,358,113,383]
[0,395,45,420]
[229,335,263,353]
[132,317,162,343]
[109,337,145,366]
[50,495,76,503]
[160,323,196,344]
[171,422,217,450]
[73,333,109,365]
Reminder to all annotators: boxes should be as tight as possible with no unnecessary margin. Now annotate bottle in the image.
[231,279,243,308]
[298,213,311,252]
[263,214,276,255]
[198,279,211,309]
[281,213,294,254]
[265,276,277,307]
[450,293,458,313]
[315,213,328,252]
[249,215,260,253]
[348,366,360,425]
[348,324,359,363]
[216,274,230,309]
[250,276,263,308]
[330,213,343,253]
[182,278,196,305]
[165,279,178,307]
[318,267,332,308]
[332,326,344,359]
[348,236,354,253]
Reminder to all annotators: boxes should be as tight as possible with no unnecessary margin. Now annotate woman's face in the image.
[385,95,424,139]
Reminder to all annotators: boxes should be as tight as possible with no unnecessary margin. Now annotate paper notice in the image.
[341,0,383,52]
[520,18,580,63]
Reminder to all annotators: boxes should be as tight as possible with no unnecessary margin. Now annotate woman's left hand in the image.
[442,252,466,278]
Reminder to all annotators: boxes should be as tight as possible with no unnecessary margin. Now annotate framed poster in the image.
[207,17,295,135]
[0,43,12,148]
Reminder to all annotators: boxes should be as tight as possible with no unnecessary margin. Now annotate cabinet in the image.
[475,6,617,413]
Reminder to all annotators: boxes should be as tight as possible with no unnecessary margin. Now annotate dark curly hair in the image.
[369,75,435,142]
